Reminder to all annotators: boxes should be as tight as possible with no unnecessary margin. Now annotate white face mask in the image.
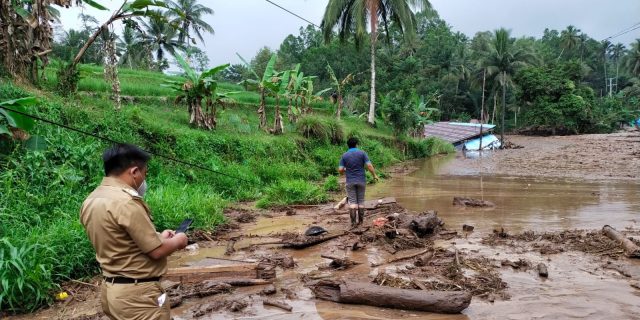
[137,179,147,197]
[131,168,147,197]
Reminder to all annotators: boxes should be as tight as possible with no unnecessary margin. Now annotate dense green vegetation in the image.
[268,15,640,134]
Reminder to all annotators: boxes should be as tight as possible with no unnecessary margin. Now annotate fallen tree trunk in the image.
[371,249,430,267]
[310,280,471,314]
[602,225,640,258]
[283,233,345,249]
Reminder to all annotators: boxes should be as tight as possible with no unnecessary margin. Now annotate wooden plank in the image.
[164,263,259,284]
[165,263,258,275]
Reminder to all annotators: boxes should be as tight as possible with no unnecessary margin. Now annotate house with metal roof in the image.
[424,122,498,150]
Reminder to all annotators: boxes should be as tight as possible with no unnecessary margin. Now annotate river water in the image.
[369,153,640,233]
[171,154,640,320]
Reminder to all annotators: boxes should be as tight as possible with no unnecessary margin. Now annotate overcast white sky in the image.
[58,0,640,66]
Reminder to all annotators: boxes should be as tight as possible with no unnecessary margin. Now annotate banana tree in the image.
[300,76,331,115]
[326,63,353,120]
[286,64,303,123]
[412,92,440,137]
[236,52,278,129]
[270,69,290,135]
[165,54,230,130]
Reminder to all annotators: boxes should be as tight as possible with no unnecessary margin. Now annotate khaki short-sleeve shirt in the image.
[80,177,167,278]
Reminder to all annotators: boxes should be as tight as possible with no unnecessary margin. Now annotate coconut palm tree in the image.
[610,43,626,83]
[139,11,184,69]
[627,40,640,77]
[558,25,581,60]
[118,26,144,68]
[168,0,214,45]
[321,0,432,125]
[478,28,537,143]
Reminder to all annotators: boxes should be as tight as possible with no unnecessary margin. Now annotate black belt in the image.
[104,276,160,284]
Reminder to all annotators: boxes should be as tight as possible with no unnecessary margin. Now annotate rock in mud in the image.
[462,224,474,232]
[261,284,277,295]
[191,299,248,317]
[537,263,549,277]
[409,211,443,238]
[453,196,495,207]
[259,253,295,269]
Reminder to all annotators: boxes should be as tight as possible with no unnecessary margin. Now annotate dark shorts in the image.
[346,183,366,205]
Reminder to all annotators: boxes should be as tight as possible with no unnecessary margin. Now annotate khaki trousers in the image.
[101,281,170,320]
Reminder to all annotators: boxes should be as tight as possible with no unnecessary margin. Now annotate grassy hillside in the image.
[0,67,453,313]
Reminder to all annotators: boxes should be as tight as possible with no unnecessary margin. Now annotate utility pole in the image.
[479,68,486,153]
[501,71,506,147]
[608,77,617,97]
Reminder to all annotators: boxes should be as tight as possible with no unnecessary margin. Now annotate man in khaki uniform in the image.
[80,144,188,320]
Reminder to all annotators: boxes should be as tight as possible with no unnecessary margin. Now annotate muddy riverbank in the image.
[441,130,640,181]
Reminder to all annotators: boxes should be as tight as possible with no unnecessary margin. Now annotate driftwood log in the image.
[263,299,293,312]
[310,280,471,314]
[321,254,361,270]
[602,225,640,258]
[283,233,345,249]
[453,196,495,207]
[371,249,430,267]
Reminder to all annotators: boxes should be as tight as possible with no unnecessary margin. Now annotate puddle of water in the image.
[369,154,640,233]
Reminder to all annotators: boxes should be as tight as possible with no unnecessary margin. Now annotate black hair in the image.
[347,137,358,149]
[102,144,151,176]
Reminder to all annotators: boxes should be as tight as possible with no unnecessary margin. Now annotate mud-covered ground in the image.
[442,129,640,181]
[14,199,640,320]
[11,131,640,320]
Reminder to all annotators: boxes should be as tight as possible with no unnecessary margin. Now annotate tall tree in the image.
[321,0,432,125]
[610,43,626,85]
[139,11,183,70]
[118,25,145,68]
[627,40,640,77]
[478,28,537,142]
[168,0,214,45]
[558,25,581,60]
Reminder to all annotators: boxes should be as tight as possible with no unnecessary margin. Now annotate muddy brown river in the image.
[168,154,640,320]
[369,154,640,232]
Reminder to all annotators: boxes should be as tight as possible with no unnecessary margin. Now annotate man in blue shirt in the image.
[339,137,379,227]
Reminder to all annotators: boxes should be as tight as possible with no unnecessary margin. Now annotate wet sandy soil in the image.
[441,130,640,181]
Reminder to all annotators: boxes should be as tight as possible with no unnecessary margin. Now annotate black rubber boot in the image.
[349,209,357,227]
[357,208,365,225]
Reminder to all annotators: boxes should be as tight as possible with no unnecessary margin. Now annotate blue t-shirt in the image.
[339,148,371,184]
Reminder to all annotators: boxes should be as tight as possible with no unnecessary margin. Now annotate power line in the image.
[264,0,320,28]
[0,105,258,185]
[604,22,640,41]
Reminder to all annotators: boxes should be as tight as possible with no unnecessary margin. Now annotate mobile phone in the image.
[176,218,193,234]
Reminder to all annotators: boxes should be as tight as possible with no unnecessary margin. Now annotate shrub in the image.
[324,118,345,144]
[256,180,329,208]
[425,137,455,155]
[323,175,340,192]
[0,238,56,313]
[297,115,329,141]
[146,180,227,231]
